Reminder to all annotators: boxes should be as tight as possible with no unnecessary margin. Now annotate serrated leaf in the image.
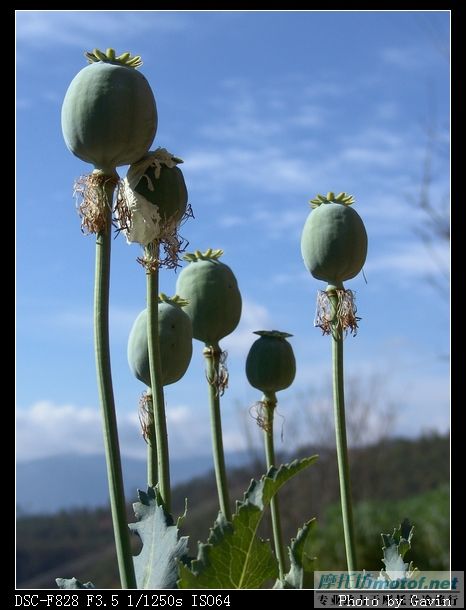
[130,487,189,589]
[178,457,317,589]
[56,577,96,589]
[382,545,409,577]
[246,458,317,508]
[274,518,317,589]
[379,519,418,581]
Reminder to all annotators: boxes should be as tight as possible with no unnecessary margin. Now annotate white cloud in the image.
[17,98,32,109]
[252,208,306,238]
[197,80,330,153]
[362,193,421,224]
[285,363,449,446]
[375,102,399,121]
[47,306,142,340]
[183,103,448,271]
[289,105,324,128]
[218,215,246,228]
[54,310,92,330]
[221,429,248,453]
[271,270,309,286]
[184,151,225,172]
[303,81,347,99]
[16,399,213,462]
[200,111,281,142]
[341,146,401,167]
[16,10,186,49]
[344,127,405,149]
[184,145,312,196]
[184,129,425,215]
[16,401,114,461]
[41,90,62,104]
[380,46,422,70]
[166,405,191,425]
[398,374,450,435]
[200,98,324,143]
[365,241,450,277]
[183,75,431,210]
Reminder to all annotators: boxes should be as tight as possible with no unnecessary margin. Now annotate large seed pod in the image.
[61,48,157,172]
[246,330,296,393]
[175,249,242,346]
[127,294,193,387]
[301,192,367,287]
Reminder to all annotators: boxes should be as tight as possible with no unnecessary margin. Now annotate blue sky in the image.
[16,11,450,465]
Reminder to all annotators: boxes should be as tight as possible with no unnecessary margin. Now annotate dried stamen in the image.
[73,173,118,234]
[314,288,360,337]
[204,347,229,397]
[138,392,153,443]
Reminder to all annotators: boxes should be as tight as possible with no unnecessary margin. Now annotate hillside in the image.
[16,433,449,589]
[16,452,249,514]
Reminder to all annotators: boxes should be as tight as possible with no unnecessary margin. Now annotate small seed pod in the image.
[175,249,242,346]
[132,151,188,224]
[127,294,193,387]
[301,192,367,287]
[246,330,296,393]
[61,48,157,173]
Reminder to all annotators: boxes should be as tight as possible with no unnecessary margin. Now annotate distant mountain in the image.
[16,435,450,588]
[16,452,249,514]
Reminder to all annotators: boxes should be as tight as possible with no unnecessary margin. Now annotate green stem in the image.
[262,392,287,580]
[145,391,157,488]
[146,243,171,512]
[203,345,232,521]
[328,287,357,574]
[93,174,136,589]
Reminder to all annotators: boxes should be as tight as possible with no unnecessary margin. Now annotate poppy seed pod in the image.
[246,330,296,394]
[176,249,242,346]
[121,149,189,247]
[133,159,188,224]
[61,48,157,173]
[127,294,193,387]
[301,192,367,288]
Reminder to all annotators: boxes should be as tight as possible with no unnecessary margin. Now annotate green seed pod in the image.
[121,149,188,245]
[175,249,242,346]
[61,48,157,173]
[134,161,187,224]
[127,294,193,387]
[301,192,367,287]
[246,330,296,393]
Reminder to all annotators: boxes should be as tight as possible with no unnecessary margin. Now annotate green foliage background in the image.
[16,434,449,588]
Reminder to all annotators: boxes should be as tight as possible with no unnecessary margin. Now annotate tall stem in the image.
[146,243,171,512]
[94,174,136,589]
[203,345,232,521]
[328,287,357,574]
[263,392,286,580]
